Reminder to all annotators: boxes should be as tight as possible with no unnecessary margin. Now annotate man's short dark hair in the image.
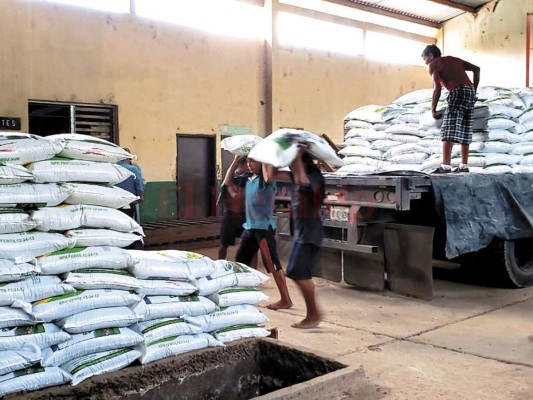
[421,44,441,58]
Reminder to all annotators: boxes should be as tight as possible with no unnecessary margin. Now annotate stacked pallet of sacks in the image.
[338,86,533,174]
[0,132,144,394]
[0,133,271,396]
[127,253,271,364]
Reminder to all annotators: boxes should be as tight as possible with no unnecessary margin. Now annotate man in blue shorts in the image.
[266,148,325,328]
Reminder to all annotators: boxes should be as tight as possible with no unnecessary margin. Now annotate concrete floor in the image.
[196,245,533,400]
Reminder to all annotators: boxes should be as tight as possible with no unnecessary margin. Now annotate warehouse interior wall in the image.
[442,0,530,88]
[5,0,522,222]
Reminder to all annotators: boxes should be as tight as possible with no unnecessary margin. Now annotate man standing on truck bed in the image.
[422,44,480,174]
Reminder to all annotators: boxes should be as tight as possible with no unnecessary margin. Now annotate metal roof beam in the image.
[322,0,441,29]
[426,0,477,14]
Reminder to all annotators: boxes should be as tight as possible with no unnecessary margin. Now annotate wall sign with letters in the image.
[0,117,21,130]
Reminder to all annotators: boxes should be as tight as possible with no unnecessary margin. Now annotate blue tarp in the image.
[430,174,533,258]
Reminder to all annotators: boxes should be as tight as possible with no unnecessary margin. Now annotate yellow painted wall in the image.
[1,0,434,183]
[442,0,530,87]
[275,48,429,144]
[1,0,265,182]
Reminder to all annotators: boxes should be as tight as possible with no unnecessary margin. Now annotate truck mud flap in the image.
[343,250,385,291]
[313,247,342,283]
[383,223,435,301]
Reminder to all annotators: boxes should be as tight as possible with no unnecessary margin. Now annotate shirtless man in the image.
[421,44,480,173]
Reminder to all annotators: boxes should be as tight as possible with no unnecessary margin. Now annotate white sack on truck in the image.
[221,135,263,155]
[248,128,344,168]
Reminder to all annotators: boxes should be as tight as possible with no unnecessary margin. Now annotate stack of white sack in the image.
[338,86,533,175]
[187,260,271,344]
[248,128,344,168]
[0,256,75,395]
[127,249,222,364]
[27,133,143,247]
[0,133,144,393]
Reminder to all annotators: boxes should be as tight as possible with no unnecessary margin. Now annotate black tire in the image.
[502,238,533,288]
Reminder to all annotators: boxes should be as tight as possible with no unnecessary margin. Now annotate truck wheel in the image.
[502,239,533,288]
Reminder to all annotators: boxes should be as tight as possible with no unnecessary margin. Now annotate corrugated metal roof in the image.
[341,0,495,26]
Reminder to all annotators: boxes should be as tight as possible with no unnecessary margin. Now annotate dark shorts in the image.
[220,213,245,247]
[286,242,320,280]
[235,228,282,273]
[441,86,476,145]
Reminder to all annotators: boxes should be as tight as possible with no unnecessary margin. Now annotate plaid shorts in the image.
[440,85,476,145]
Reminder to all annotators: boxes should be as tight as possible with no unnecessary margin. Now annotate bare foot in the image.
[266,300,293,310]
[291,318,320,329]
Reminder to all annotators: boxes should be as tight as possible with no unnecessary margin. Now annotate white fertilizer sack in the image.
[36,246,136,275]
[0,208,37,234]
[127,250,216,280]
[136,279,198,297]
[335,164,378,174]
[195,264,238,296]
[213,325,270,343]
[32,204,143,234]
[48,133,134,163]
[65,229,143,248]
[0,345,41,376]
[0,183,72,207]
[57,306,141,334]
[61,348,141,386]
[63,269,141,291]
[0,133,65,165]
[0,323,71,350]
[0,232,76,259]
[32,289,142,322]
[27,158,134,185]
[0,366,71,397]
[0,306,42,329]
[140,333,222,365]
[0,276,74,303]
[41,327,143,367]
[131,317,203,344]
[207,288,268,307]
[217,260,270,287]
[344,104,406,124]
[248,128,344,168]
[134,295,217,321]
[184,304,269,333]
[0,164,33,184]
[0,258,40,283]
[62,183,139,209]
[220,135,263,155]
